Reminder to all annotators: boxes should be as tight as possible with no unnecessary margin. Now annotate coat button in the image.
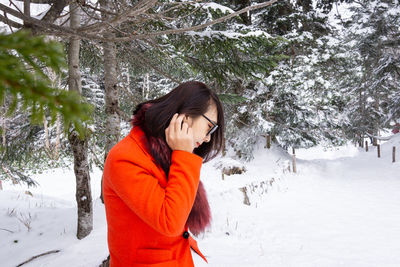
[183,231,189,239]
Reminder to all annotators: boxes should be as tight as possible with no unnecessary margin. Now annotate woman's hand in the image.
[165,113,194,153]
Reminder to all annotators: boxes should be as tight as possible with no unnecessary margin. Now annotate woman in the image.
[103,81,225,267]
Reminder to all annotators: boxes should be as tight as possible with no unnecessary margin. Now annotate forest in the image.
[0,0,399,266]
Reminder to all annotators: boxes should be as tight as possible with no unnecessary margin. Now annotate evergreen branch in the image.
[1,162,38,187]
[159,0,203,16]
[127,46,181,84]
[0,31,93,137]
[106,0,280,42]
[219,94,248,104]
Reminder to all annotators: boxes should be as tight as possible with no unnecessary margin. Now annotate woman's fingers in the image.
[181,121,189,134]
[174,114,185,133]
[165,113,194,152]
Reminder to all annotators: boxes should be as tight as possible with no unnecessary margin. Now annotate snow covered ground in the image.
[1,134,400,267]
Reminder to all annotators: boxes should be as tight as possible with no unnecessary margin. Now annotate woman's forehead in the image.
[205,105,218,122]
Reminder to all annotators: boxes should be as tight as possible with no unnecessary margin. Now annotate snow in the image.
[185,30,271,39]
[1,135,400,266]
[192,3,235,14]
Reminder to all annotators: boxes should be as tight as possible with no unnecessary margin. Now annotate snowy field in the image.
[1,135,400,267]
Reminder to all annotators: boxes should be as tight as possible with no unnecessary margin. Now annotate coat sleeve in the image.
[106,150,203,236]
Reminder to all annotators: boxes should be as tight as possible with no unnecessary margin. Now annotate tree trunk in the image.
[68,130,93,239]
[359,76,365,146]
[55,113,61,160]
[373,95,379,146]
[100,0,120,203]
[1,99,5,149]
[0,100,4,190]
[24,0,30,27]
[43,114,51,157]
[68,2,93,240]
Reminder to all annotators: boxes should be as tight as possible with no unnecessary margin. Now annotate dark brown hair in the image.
[133,81,225,163]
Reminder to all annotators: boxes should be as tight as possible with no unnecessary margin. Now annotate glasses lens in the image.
[202,114,218,136]
[207,125,218,136]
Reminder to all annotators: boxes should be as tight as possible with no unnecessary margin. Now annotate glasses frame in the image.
[202,114,218,136]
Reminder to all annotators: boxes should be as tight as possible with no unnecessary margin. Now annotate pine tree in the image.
[0,30,92,185]
[224,0,349,158]
[338,0,400,144]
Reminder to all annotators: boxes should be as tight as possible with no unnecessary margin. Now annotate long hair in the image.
[133,81,225,170]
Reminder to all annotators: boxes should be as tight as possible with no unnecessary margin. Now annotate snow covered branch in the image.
[0,0,279,42]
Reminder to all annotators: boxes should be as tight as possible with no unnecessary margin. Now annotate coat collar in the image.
[128,126,168,186]
[129,126,151,158]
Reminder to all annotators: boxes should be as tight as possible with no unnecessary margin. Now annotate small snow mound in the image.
[213,158,246,175]
[381,132,400,147]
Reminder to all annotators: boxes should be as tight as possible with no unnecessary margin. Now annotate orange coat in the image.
[103,126,208,267]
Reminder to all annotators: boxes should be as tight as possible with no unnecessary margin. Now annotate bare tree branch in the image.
[0,228,14,233]
[14,0,54,3]
[40,0,70,24]
[1,0,279,43]
[0,3,79,35]
[16,250,60,267]
[78,0,158,33]
[0,13,23,28]
[79,3,102,25]
[80,1,118,16]
[9,0,24,15]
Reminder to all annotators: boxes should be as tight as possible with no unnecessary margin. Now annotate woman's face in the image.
[186,104,218,149]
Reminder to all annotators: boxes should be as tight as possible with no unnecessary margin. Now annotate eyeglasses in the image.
[202,114,218,136]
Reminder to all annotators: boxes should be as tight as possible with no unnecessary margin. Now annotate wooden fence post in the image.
[266,135,271,149]
[292,154,297,173]
[377,144,380,158]
[239,187,250,205]
[393,147,396,163]
[365,141,368,152]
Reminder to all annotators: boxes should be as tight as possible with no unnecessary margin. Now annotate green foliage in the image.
[0,30,93,137]
[166,32,284,88]
[218,93,247,105]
